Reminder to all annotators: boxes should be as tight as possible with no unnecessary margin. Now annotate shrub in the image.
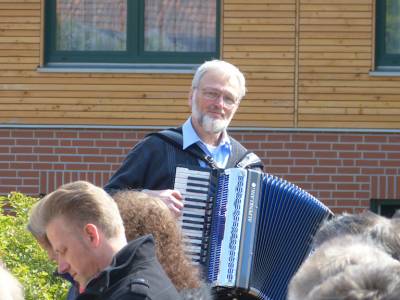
[0,192,68,300]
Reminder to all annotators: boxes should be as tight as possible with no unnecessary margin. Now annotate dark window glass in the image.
[45,0,220,64]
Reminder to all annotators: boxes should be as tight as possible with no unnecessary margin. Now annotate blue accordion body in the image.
[174,167,333,300]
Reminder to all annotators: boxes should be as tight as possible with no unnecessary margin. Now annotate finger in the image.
[170,197,184,210]
[167,202,182,217]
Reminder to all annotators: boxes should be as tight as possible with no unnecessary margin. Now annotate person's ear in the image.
[84,224,100,247]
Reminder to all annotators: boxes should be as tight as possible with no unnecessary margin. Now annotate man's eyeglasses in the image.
[200,88,238,108]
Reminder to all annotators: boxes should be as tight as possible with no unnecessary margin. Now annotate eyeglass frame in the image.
[197,87,240,108]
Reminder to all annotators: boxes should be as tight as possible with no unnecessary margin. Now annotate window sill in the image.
[37,63,198,74]
[369,67,400,77]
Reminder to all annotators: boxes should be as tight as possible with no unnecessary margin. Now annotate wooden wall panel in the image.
[298,0,400,129]
[0,0,399,129]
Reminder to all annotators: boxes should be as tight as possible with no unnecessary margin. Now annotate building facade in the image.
[0,0,399,214]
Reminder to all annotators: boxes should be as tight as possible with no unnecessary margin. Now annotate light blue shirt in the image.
[182,118,232,168]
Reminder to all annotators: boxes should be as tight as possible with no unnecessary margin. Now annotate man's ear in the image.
[84,224,100,248]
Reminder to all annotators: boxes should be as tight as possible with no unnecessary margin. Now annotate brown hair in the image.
[114,190,201,291]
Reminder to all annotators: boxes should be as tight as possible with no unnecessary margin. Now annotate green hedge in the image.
[0,192,68,300]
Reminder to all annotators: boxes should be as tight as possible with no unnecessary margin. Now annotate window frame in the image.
[44,0,221,65]
[375,0,400,68]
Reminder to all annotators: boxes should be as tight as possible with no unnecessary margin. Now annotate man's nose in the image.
[57,259,70,274]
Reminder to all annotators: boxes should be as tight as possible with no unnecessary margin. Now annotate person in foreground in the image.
[104,59,263,215]
[35,180,181,300]
[0,261,24,300]
[288,211,400,300]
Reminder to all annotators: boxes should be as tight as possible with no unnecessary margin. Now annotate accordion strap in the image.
[147,127,263,170]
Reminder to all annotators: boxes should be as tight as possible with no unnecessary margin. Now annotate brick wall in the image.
[1,128,399,213]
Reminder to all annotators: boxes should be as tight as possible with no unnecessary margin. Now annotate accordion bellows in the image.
[174,167,333,300]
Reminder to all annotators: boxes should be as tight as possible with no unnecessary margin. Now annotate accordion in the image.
[174,166,333,300]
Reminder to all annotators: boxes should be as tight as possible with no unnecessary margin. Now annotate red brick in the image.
[55,131,78,139]
[362,168,385,175]
[78,148,100,155]
[60,140,72,147]
[356,160,379,167]
[285,143,307,150]
[0,139,15,146]
[55,147,77,154]
[65,164,88,170]
[0,178,22,185]
[17,171,39,177]
[34,131,55,138]
[79,131,102,139]
[271,158,295,165]
[13,147,33,153]
[309,143,332,150]
[83,156,106,163]
[60,155,82,162]
[39,139,59,146]
[267,134,290,142]
[339,152,361,159]
[331,175,354,182]
[0,155,15,161]
[39,155,59,162]
[290,151,313,158]
[337,183,360,190]
[295,159,318,165]
[72,140,95,147]
[307,175,330,182]
[332,144,356,151]
[118,141,136,148]
[0,130,10,137]
[292,134,315,142]
[363,152,386,159]
[11,130,34,138]
[380,160,400,167]
[333,191,356,199]
[315,151,337,158]
[290,166,313,173]
[102,132,124,139]
[10,163,33,169]
[95,140,118,147]
[16,139,38,146]
[316,135,339,142]
[314,167,337,174]
[16,155,38,161]
[356,144,380,151]
[260,142,284,149]
[340,135,363,143]
[319,159,341,166]
[100,148,126,156]
[314,183,336,190]
[364,135,388,143]
[36,147,54,154]
[266,150,290,158]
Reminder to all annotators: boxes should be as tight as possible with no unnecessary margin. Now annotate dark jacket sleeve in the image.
[104,136,174,194]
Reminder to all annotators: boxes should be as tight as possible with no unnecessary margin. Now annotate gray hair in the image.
[191,59,246,101]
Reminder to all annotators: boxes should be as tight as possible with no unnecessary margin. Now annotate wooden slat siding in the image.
[224,0,296,127]
[0,0,400,129]
[298,0,400,129]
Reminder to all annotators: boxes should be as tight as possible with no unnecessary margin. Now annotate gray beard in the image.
[201,114,228,134]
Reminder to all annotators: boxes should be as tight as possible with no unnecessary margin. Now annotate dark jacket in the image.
[104,128,263,194]
[76,235,181,300]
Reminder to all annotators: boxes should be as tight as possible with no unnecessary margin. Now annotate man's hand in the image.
[142,189,183,217]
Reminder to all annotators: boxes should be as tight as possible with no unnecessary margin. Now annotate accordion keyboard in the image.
[174,166,214,264]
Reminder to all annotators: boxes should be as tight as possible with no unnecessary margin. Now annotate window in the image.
[370,199,400,218]
[44,0,220,65]
[375,0,400,68]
